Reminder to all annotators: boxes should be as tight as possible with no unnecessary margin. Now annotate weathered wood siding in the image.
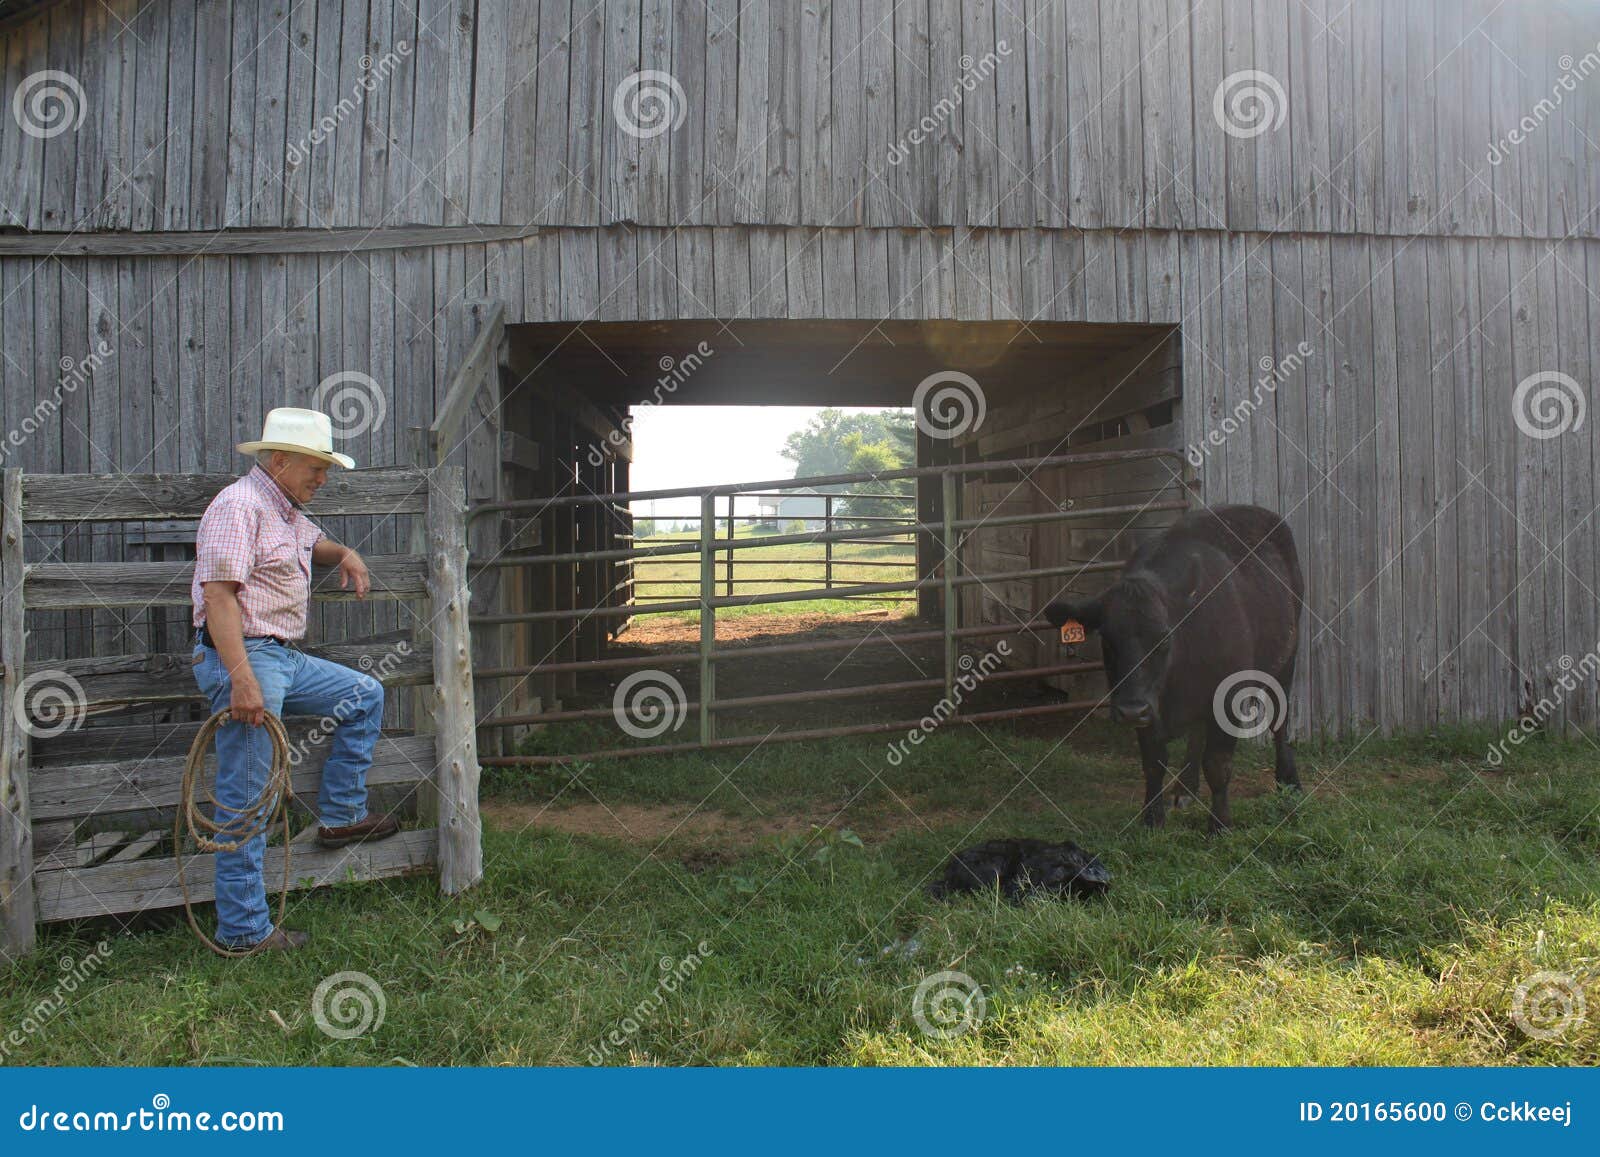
[2,0,1595,238]
[4,223,1597,737]
[2,0,1598,742]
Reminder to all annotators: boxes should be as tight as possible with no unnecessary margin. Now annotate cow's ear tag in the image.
[1059,620,1086,645]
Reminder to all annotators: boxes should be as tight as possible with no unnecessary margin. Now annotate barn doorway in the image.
[469,319,1190,763]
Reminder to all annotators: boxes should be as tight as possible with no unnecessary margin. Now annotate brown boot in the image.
[243,928,310,952]
[316,811,401,849]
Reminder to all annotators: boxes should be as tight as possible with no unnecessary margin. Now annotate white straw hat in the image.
[236,407,355,469]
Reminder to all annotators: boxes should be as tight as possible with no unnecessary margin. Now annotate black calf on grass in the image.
[1044,504,1305,833]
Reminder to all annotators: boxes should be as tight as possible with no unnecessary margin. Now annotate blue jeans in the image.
[191,636,385,947]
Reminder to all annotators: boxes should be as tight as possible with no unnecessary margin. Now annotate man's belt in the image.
[196,622,300,650]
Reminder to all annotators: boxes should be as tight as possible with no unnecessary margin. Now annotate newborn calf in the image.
[928,838,1111,902]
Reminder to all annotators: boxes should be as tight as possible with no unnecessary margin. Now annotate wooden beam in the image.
[429,303,506,456]
[21,634,433,712]
[0,224,545,258]
[34,829,438,922]
[28,734,435,822]
[499,429,541,473]
[25,555,429,609]
[19,467,430,521]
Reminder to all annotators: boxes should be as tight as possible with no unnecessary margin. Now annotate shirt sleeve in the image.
[194,496,256,585]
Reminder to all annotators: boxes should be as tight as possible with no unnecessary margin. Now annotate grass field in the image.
[630,530,917,623]
[5,718,1598,1066]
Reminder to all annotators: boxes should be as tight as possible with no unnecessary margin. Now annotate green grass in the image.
[632,530,917,623]
[5,720,1600,1066]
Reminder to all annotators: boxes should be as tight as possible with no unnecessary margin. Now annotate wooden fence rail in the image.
[0,465,482,959]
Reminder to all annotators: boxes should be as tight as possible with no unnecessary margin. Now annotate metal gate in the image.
[465,450,1193,766]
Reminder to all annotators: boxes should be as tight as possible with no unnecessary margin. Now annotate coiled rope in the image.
[176,709,295,957]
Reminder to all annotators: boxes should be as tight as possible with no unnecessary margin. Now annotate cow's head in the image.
[1044,574,1173,728]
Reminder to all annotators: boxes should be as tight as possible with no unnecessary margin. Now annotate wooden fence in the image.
[0,465,482,959]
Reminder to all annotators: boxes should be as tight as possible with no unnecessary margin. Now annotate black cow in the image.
[1044,504,1304,832]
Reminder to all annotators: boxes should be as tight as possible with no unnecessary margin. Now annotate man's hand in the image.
[336,547,371,598]
[229,672,267,727]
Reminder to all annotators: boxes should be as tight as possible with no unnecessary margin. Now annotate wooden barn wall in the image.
[2,0,1595,240]
[3,224,1598,740]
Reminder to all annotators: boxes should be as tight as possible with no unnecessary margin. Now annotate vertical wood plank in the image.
[468,0,509,224]
[599,0,637,224]
[637,0,671,223]
[733,0,770,222]
[1392,239,1435,727]
[1097,0,1143,227]
[1187,0,1225,228]
[1425,237,1458,725]
[991,0,1030,227]
[0,468,34,958]
[1477,238,1516,722]
[765,0,801,224]
[1368,237,1402,731]
[704,0,742,221]
[667,0,708,223]
[958,0,998,226]
[1288,0,1332,233]
[926,0,964,226]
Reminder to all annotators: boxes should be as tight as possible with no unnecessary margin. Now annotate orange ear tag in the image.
[1059,620,1086,645]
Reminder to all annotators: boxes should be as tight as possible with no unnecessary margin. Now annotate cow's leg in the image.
[1202,726,1236,834]
[1273,665,1301,791]
[1273,724,1300,790]
[1136,727,1170,828]
[1172,724,1205,809]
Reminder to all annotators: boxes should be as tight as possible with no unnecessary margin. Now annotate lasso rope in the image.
[176,709,295,957]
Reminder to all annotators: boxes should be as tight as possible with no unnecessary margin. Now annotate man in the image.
[190,407,399,953]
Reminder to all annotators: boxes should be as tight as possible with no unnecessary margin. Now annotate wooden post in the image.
[824,494,834,593]
[916,427,945,619]
[699,493,716,746]
[941,472,958,705]
[427,465,482,895]
[724,497,734,598]
[0,469,35,958]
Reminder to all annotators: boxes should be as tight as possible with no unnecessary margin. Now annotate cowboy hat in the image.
[236,407,356,469]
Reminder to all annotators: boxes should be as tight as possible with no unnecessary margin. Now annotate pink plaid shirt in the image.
[192,465,326,639]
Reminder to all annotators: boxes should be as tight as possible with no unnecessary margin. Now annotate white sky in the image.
[627,404,898,520]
